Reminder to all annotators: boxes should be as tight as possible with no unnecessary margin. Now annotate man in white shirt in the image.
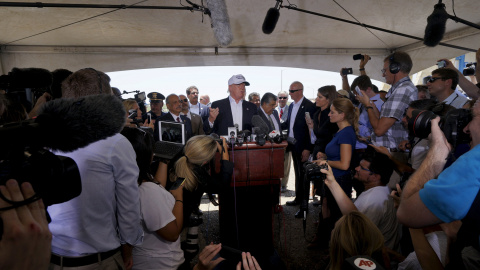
[186,86,209,121]
[276,90,289,123]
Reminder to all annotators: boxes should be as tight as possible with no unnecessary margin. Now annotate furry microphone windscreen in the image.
[423,3,449,47]
[205,0,233,47]
[36,94,126,152]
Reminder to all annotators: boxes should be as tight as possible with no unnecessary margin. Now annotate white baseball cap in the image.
[228,74,250,86]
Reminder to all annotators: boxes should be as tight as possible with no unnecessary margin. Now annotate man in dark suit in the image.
[204,74,258,135]
[281,81,316,218]
[258,92,281,132]
[154,94,193,141]
[186,86,210,122]
[179,94,205,136]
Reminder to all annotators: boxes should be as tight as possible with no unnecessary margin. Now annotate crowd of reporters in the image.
[1,46,480,269]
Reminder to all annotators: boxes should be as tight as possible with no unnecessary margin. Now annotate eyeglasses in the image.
[278,97,288,100]
[359,165,373,173]
[200,98,204,101]
[180,99,188,103]
[428,77,444,83]
[289,89,303,93]
[381,68,387,75]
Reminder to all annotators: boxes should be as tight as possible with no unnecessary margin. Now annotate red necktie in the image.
[280,108,283,119]
[176,117,180,122]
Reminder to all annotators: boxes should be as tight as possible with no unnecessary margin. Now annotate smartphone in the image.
[169,178,185,190]
[219,245,243,263]
[355,86,363,97]
[147,113,152,124]
[437,60,446,68]
[305,112,312,123]
[342,68,353,75]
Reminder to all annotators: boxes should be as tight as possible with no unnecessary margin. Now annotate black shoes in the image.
[286,200,300,206]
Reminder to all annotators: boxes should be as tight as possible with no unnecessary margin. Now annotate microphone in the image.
[262,0,282,34]
[251,115,269,135]
[205,0,233,47]
[423,2,449,47]
[35,94,126,152]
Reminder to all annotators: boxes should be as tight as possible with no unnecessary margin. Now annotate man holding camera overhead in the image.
[357,51,417,151]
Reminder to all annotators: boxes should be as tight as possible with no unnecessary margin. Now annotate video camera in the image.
[303,161,328,197]
[463,62,476,76]
[408,108,472,147]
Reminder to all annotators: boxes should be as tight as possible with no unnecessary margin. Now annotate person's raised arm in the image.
[359,54,370,76]
[476,48,480,85]
[357,90,395,136]
[316,161,357,215]
[440,58,480,99]
[340,68,351,91]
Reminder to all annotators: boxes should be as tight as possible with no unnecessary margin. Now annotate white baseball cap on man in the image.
[228,74,250,86]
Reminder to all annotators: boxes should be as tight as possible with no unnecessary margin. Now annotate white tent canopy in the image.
[1,0,479,81]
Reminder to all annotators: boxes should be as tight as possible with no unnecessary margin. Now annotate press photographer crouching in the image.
[397,99,480,268]
[311,148,401,253]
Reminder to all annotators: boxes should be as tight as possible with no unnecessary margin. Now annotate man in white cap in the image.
[204,74,258,135]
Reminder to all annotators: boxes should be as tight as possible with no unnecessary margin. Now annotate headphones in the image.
[389,53,401,74]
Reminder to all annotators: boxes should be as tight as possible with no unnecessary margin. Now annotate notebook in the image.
[153,120,186,160]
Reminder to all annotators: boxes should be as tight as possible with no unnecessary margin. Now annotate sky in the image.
[107,66,386,104]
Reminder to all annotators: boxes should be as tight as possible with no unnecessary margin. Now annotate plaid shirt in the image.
[372,77,417,148]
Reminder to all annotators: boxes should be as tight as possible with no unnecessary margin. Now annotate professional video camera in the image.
[407,108,472,147]
[463,62,476,76]
[0,94,126,220]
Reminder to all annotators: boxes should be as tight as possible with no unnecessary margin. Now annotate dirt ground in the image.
[188,162,330,270]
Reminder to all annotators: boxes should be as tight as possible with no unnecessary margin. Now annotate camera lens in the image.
[408,110,436,139]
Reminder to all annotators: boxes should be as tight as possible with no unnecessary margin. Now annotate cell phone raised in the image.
[305,111,312,125]
[437,60,446,68]
[147,113,152,124]
[355,86,363,97]
[342,68,353,75]
[219,245,243,263]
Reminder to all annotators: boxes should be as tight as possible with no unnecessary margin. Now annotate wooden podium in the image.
[215,141,287,257]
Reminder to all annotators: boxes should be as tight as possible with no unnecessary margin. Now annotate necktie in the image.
[280,108,283,119]
[176,117,180,122]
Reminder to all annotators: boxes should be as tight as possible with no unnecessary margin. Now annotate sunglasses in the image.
[289,89,303,93]
[180,99,188,103]
[278,97,288,100]
[428,77,443,83]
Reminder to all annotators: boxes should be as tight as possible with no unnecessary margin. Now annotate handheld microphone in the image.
[205,0,233,46]
[423,2,449,47]
[262,0,282,34]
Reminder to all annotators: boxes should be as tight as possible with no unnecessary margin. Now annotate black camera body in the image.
[303,161,328,197]
[463,62,476,76]
[342,68,353,75]
[408,108,472,146]
[353,54,371,61]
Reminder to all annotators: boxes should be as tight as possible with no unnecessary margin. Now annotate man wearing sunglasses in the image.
[282,81,316,218]
[276,90,289,123]
[427,68,468,109]
[179,94,205,136]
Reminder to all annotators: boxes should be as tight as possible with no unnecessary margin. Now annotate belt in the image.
[50,248,120,267]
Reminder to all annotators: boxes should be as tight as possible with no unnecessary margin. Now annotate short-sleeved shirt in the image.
[372,77,417,148]
[357,94,384,149]
[419,144,480,222]
[132,182,184,269]
[325,126,356,177]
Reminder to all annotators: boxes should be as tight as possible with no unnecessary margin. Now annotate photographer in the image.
[398,100,480,268]
[315,148,401,251]
[437,55,480,100]
[123,99,154,129]
[167,135,233,258]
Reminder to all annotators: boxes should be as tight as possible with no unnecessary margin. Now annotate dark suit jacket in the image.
[154,113,193,142]
[281,97,316,154]
[204,97,258,135]
[189,102,210,122]
[258,109,281,133]
[190,112,205,136]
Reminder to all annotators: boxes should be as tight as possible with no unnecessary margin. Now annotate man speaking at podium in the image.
[258,92,281,133]
[204,74,258,135]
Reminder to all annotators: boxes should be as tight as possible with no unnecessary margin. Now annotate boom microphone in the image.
[262,0,282,34]
[423,2,449,47]
[205,0,233,47]
[35,94,126,152]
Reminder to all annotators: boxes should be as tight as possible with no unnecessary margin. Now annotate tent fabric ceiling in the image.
[0,0,479,81]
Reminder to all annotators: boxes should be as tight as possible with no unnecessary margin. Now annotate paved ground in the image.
[188,162,330,270]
